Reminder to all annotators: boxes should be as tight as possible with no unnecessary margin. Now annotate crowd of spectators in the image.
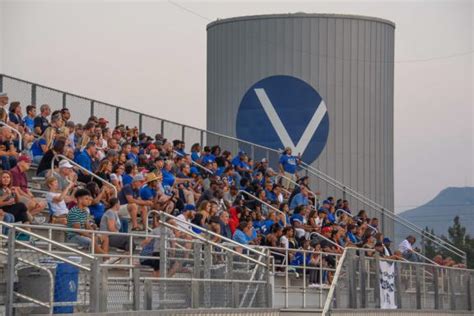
[0,92,448,282]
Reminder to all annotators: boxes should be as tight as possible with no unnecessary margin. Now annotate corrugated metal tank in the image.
[207,13,395,235]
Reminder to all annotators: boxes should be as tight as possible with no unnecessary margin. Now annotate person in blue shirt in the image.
[190,143,201,162]
[233,153,252,179]
[8,102,23,130]
[233,221,253,246]
[122,163,136,186]
[140,173,160,206]
[126,143,139,164]
[173,140,186,157]
[23,105,36,132]
[289,185,310,210]
[161,160,176,188]
[74,141,96,183]
[279,147,300,190]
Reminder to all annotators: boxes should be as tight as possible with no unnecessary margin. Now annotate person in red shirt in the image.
[11,155,47,218]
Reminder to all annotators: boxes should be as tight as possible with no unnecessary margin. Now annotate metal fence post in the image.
[466,272,472,311]
[160,120,164,135]
[99,266,108,312]
[62,93,67,109]
[139,114,143,132]
[181,125,185,142]
[90,101,95,116]
[0,74,4,91]
[159,212,167,277]
[433,267,440,310]
[359,251,367,308]
[115,108,120,127]
[266,254,274,308]
[374,255,381,308]
[89,259,101,312]
[5,227,16,316]
[133,268,141,311]
[394,263,402,309]
[31,84,37,105]
[448,269,456,310]
[191,242,202,308]
[415,264,421,309]
[200,130,204,147]
[144,279,153,310]
[203,243,212,307]
[347,249,357,308]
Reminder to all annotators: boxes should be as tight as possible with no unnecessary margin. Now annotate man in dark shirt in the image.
[34,104,51,135]
[118,174,152,231]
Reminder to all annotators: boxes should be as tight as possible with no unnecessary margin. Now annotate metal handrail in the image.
[157,211,268,258]
[276,173,319,200]
[308,232,345,250]
[51,153,117,197]
[301,161,466,261]
[158,219,268,268]
[0,121,22,151]
[238,190,286,217]
[173,150,214,174]
[335,208,379,233]
[0,221,95,262]
[301,161,466,259]
[321,247,348,316]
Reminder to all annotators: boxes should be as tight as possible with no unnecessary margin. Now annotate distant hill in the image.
[397,187,474,239]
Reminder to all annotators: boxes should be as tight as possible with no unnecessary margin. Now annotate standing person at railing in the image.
[66,188,106,254]
[279,147,300,190]
[33,104,51,136]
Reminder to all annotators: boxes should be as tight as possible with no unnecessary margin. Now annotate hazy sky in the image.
[0,0,472,213]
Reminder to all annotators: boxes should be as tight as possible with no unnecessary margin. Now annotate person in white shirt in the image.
[45,176,75,224]
[176,204,196,232]
[399,235,419,262]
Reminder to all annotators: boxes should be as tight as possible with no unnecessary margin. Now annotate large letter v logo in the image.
[254,88,327,155]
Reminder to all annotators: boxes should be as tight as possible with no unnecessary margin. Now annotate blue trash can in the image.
[53,262,79,314]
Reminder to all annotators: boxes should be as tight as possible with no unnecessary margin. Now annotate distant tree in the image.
[440,216,474,269]
[422,227,438,260]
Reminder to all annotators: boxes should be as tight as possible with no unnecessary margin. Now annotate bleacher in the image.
[0,74,472,315]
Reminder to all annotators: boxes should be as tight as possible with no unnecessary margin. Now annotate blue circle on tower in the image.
[236,75,329,164]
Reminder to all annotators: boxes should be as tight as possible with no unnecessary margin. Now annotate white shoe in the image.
[308,283,321,289]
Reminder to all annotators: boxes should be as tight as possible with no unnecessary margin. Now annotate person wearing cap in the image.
[140,172,167,209]
[11,155,47,218]
[383,237,394,257]
[118,173,151,231]
[54,159,78,190]
[176,204,196,232]
[0,92,9,108]
[33,104,51,135]
[66,188,106,253]
[279,147,300,190]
